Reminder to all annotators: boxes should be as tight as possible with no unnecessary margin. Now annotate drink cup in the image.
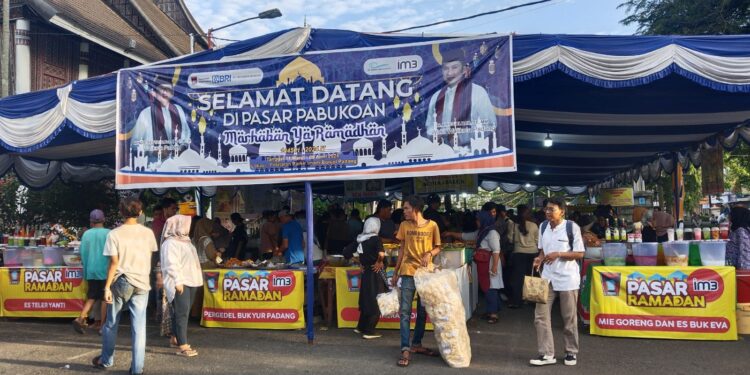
[676,228,684,241]
[720,225,729,240]
[667,228,675,242]
[693,228,702,241]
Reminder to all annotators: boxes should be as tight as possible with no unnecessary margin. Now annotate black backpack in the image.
[540,220,575,251]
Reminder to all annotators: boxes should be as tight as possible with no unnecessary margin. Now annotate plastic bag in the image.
[376,287,400,316]
[414,267,471,368]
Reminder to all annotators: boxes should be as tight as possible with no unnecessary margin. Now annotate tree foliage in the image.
[620,0,750,35]
[0,176,120,232]
[621,0,750,214]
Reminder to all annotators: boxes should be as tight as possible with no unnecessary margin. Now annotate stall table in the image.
[201,268,306,329]
[0,267,87,318]
[590,265,737,341]
[334,263,475,329]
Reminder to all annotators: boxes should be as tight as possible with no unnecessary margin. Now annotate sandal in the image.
[176,348,198,357]
[169,337,179,348]
[91,355,106,370]
[397,351,410,367]
[487,315,499,324]
[73,318,87,334]
[411,346,440,357]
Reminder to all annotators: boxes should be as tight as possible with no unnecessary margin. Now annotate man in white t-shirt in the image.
[92,197,158,375]
[530,197,584,368]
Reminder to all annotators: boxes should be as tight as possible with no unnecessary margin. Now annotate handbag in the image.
[473,248,491,263]
[522,266,550,304]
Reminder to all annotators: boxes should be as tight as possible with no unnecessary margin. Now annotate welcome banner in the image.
[591,266,737,340]
[115,35,514,188]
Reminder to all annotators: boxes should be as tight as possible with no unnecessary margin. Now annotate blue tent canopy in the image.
[2,28,750,191]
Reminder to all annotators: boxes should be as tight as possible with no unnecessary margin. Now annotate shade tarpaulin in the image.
[0,29,749,189]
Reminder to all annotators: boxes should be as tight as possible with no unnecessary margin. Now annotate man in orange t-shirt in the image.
[392,195,441,367]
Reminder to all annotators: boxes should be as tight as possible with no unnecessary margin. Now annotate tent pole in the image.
[305,182,315,344]
[672,163,684,222]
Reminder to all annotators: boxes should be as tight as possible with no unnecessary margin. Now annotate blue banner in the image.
[116,36,515,188]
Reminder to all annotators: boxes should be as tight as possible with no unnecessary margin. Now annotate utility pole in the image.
[1,0,9,97]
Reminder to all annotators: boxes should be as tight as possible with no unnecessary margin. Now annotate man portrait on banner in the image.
[131,79,192,154]
[425,48,496,150]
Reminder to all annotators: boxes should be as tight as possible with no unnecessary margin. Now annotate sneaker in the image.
[529,355,556,366]
[564,354,577,366]
[353,329,361,334]
[362,334,382,339]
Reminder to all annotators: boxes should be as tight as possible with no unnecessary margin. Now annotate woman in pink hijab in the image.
[160,215,203,357]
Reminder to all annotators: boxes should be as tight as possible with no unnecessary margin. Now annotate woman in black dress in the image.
[345,217,387,339]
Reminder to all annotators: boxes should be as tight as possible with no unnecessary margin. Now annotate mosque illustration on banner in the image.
[122,55,506,174]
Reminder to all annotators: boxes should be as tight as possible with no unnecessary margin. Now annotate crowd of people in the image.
[67,192,750,373]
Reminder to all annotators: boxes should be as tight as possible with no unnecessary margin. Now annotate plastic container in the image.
[688,241,702,266]
[633,242,658,266]
[738,304,750,335]
[42,247,64,266]
[663,241,690,266]
[62,250,82,267]
[20,247,35,267]
[699,241,727,266]
[585,247,602,259]
[602,243,627,266]
[3,247,21,266]
[32,249,43,267]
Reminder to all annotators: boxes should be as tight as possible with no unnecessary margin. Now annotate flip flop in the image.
[397,351,410,367]
[176,348,198,357]
[73,319,87,334]
[411,346,440,357]
[487,316,499,324]
[91,355,106,370]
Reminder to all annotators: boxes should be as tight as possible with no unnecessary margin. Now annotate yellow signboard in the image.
[335,267,433,330]
[201,269,305,329]
[414,175,477,195]
[0,267,87,318]
[591,266,737,340]
[598,187,634,207]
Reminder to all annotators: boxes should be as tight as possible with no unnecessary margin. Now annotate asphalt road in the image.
[0,305,747,375]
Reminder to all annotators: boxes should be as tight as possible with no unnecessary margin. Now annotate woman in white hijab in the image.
[352,217,387,339]
[161,215,203,357]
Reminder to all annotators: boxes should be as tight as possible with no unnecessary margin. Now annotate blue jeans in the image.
[100,276,149,374]
[399,276,426,351]
[486,288,502,314]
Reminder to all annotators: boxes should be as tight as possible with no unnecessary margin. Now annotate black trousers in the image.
[171,286,198,346]
[357,312,380,335]
[509,253,537,306]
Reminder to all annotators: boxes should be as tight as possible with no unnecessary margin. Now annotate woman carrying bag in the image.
[474,211,503,324]
[343,217,388,339]
[161,215,204,357]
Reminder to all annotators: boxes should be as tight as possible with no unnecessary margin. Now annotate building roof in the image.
[131,0,198,55]
[27,0,203,63]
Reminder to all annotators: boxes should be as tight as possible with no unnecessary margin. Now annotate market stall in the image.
[201,268,306,329]
[587,239,739,340]
[0,245,87,317]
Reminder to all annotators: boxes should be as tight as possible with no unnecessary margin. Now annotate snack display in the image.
[665,255,688,266]
[223,258,254,268]
[414,267,471,368]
